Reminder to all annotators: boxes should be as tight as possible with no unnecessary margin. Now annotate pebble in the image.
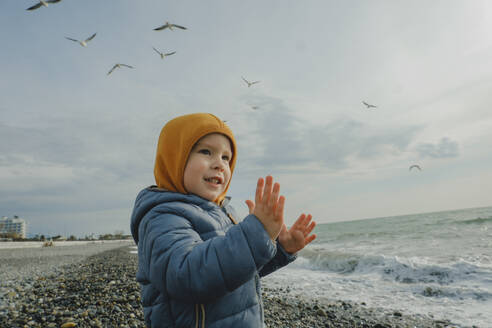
[0,245,462,328]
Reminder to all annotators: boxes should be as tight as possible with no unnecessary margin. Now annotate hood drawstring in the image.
[195,304,205,328]
[227,213,237,225]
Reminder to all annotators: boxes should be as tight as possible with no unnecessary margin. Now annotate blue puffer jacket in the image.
[130,187,296,328]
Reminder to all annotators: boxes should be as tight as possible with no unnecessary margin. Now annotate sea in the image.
[262,206,492,328]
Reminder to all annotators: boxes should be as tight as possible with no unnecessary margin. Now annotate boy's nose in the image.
[212,158,226,171]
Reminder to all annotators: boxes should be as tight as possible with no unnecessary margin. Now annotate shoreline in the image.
[0,239,134,249]
[262,286,459,328]
[0,245,467,328]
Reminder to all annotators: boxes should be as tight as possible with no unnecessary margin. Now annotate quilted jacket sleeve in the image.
[258,243,297,277]
[139,212,276,303]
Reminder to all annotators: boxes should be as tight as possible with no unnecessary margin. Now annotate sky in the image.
[1,0,492,238]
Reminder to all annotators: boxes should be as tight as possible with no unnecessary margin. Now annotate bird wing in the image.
[107,65,117,75]
[409,165,421,171]
[152,47,161,55]
[363,101,376,108]
[65,37,79,42]
[47,0,62,3]
[27,3,43,10]
[171,24,187,30]
[85,33,96,42]
[165,51,176,56]
[153,25,167,31]
[121,64,134,68]
[251,80,260,84]
[241,76,249,84]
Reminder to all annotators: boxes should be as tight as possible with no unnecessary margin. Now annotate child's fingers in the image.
[292,213,307,230]
[302,214,313,228]
[304,220,316,237]
[263,176,273,205]
[268,182,280,210]
[255,177,264,205]
[274,195,285,222]
[305,233,317,245]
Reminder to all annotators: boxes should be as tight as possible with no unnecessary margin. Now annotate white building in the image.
[0,216,27,238]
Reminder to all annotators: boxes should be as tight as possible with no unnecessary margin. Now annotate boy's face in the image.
[184,133,233,202]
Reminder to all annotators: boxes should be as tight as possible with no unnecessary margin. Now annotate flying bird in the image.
[251,106,260,110]
[26,0,61,10]
[154,22,187,31]
[153,47,176,59]
[362,101,377,109]
[65,33,97,47]
[409,164,422,171]
[242,77,260,87]
[107,63,134,75]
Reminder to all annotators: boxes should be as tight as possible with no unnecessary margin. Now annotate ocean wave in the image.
[296,248,368,273]
[456,216,492,225]
[420,285,492,301]
[331,231,393,241]
[297,248,486,286]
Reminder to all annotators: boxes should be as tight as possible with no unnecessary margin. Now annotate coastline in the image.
[0,245,466,328]
[0,239,133,250]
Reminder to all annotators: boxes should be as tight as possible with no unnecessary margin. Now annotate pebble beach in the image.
[0,243,466,328]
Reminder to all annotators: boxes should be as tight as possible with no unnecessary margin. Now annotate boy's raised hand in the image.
[245,176,285,241]
[278,214,316,254]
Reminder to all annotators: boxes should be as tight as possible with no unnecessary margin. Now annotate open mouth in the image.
[204,177,222,185]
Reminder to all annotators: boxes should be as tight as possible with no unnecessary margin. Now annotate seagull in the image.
[242,77,260,87]
[409,164,422,171]
[251,106,260,110]
[362,101,377,109]
[26,0,61,10]
[65,33,97,47]
[107,63,134,75]
[153,22,187,31]
[152,47,176,59]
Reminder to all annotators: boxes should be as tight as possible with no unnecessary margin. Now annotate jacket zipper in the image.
[255,274,264,326]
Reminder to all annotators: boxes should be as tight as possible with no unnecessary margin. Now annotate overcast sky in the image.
[1,1,492,237]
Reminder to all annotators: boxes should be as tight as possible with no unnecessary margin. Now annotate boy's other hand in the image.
[245,176,284,241]
[278,214,316,254]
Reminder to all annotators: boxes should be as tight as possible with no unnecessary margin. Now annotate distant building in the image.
[0,215,27,239]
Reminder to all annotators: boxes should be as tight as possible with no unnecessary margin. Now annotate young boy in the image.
[130,113,316,327]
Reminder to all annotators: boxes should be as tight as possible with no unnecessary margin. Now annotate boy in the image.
[130,113,316,327]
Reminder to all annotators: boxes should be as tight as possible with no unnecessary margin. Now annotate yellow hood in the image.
[154,113,237,204]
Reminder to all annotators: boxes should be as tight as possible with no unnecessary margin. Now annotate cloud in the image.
[0,118,151,179]
[234,95,422,173]
[416,137,460,159]
[0,118,152,228]
[0,122,83,166]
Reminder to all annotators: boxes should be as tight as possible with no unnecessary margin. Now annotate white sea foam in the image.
[264,206,492,328]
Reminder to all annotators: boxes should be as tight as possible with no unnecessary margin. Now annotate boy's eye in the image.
[198,149,211,155]
[222,155,230,162]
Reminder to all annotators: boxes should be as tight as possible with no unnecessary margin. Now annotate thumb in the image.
[278,223,288,241]
[280,223,287,234]
[245,200,255,214]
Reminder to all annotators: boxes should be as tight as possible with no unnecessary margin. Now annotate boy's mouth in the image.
[204,176,223,185]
